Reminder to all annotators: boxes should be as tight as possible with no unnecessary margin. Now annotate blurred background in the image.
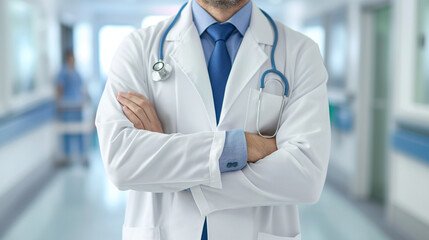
[0,0,428,239]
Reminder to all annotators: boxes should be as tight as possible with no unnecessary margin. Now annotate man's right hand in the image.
[245,133,277,163]
[117,91,164,133]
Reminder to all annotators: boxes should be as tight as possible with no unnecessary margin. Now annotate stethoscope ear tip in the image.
[152,60,173,81]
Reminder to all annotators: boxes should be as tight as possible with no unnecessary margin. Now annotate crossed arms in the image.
[95,33,330,215]
[116,91,277,163]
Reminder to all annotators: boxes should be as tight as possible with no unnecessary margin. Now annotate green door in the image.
[370,6,391,203]
[416,0,429,104]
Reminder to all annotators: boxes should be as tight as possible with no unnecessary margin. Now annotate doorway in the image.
[60,24,74,63]
[358,3,392,203]
[369,5,392,204]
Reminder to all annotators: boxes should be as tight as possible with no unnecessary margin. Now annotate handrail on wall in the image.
[0,101,56,147]
[392,127,429,165]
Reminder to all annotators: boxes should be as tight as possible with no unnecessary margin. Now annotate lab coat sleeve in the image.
[95,32,225,193]
[190,42,331,216]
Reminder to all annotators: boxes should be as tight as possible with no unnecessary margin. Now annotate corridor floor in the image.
[3,150,404,240]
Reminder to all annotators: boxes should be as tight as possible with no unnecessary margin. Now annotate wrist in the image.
[245,133,261,162]
[245,132,277,163]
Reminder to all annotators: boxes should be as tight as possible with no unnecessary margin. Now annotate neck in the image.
[196,0,249,22]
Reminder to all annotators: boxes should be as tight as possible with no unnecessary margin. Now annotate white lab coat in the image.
[95,1,330,239]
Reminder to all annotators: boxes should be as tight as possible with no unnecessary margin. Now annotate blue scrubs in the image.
[57,66,85,158]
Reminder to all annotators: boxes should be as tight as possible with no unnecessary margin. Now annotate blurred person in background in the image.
[56,50,89,166]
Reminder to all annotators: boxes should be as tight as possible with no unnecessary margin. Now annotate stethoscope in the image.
[152,2,289,138]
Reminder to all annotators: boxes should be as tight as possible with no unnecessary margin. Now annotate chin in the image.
[203,0,245,9]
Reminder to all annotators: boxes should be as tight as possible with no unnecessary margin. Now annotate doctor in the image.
[96,0,330,239]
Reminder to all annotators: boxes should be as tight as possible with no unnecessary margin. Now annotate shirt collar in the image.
[192,0,252,36]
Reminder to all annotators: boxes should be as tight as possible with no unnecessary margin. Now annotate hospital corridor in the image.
[0,0,428,240]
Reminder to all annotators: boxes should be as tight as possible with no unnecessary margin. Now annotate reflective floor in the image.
[3,150,401,240]
[300,186,393,240]
[3,151,127,240]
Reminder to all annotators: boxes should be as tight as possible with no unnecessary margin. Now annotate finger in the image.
[120,91,147,103]
[146,103,161,124]
[128,91,148,100]
[122,106,145,129]
[120,92,157,124]
[125,92,160,124]
[117,95,150,124]
[121,92,149,109]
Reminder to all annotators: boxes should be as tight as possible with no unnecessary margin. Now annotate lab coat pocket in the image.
[257,232,301,240]
[244,88,285,135]
[122,226,160,240]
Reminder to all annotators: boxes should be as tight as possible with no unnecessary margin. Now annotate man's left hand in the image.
[117,91,164,133]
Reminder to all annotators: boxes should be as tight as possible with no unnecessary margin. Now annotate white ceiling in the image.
[58,0,337,15]
[57,0,349,27]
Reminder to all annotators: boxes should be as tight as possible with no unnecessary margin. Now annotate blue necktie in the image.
[200,23,236,240]
[206,22,236,124]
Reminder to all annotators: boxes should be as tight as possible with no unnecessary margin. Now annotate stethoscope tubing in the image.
[154,1,290,138]
[158,2,189,61]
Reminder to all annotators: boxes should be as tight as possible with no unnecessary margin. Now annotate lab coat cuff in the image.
[207,131,225,189]
[219,129,247,173]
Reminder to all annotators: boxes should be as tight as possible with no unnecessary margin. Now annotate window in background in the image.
[415,0,429,105]
[141,15,170,28]
[98,25,135,79]
[75,23,93,80]
[303,23,326,60]
[9,0,39,95]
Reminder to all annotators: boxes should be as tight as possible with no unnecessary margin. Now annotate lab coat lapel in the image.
[169,1,217,130]
[218,3,273,125]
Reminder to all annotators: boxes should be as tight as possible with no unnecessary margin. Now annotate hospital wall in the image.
[388,0,429,239]
[296,0,429,238]
[0,0,61,228]
[0,0,154,215]
[294,0,379,200]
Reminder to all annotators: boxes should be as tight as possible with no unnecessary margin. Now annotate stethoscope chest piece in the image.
[151,3,289,138]
[152,60,173,81]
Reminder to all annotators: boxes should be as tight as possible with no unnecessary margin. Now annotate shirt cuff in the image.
[219,129,247,173]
